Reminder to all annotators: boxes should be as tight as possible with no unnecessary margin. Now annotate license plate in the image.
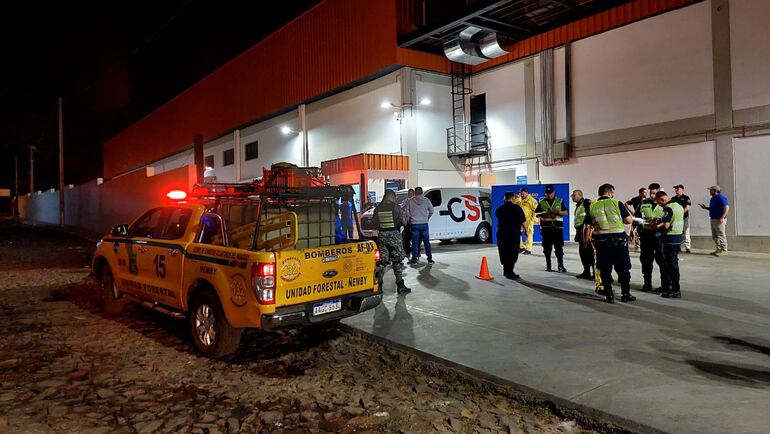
[312,299,342,316]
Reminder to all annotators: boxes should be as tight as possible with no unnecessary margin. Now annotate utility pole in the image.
[14,152,19,218]
[58,97,65,227]
[29,145,36,194]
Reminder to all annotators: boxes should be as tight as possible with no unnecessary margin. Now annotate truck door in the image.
[144,207,193,308]
[122,208,165,297]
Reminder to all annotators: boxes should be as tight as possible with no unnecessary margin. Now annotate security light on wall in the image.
[281,126,299,135]
[380,98,431,110]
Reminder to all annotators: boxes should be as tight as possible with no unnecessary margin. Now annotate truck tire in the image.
[189,290,242,358]
[99,266,125,316]
[474,223,491,243]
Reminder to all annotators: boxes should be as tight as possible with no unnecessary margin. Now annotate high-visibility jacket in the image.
[589,198,625,234]
[639,200,664,220]
[539,197,564,222]
[666,202,685,235]
[574,199,590,228]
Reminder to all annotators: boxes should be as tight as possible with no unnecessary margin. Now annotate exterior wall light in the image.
[281,126,299,135]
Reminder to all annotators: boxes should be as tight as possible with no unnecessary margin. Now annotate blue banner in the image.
[491,183,571,244]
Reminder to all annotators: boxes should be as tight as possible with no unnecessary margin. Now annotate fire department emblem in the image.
[281,257,301,281]
[230,274,248,307]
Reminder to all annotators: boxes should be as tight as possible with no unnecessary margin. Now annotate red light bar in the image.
[166,190,187,200]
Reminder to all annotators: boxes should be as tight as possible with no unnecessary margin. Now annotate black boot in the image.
[661,288,681,298]
[620,286,636,302]
[396,280,411,294]
[557,262,567,273]
[576,269,592,279]
[545,258,553,272]
[641,278,652,292]
[603,285,614,303]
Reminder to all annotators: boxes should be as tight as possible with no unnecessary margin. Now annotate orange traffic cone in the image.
[475,256,494,281]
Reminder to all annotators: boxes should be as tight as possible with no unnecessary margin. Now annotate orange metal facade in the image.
[321,153,410,175]
[104,0,696,179]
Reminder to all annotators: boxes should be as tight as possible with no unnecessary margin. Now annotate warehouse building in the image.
[19,0,770,252]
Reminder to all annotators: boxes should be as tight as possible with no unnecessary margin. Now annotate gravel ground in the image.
[0,219,601,433]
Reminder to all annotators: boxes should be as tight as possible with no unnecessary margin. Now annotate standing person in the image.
[496,191,528,279]
[699,185,730,256]
[536,185,568,272]
[571,189,594,279]
[373,189,410,294]
[406,186,434,264]
[654,191,685,298]
[340,195,355,239]
[625,188,647,250]
[401,188,415,254]
[636,183,664,292]
[671,184,692,253]
[585,183,635,303]
[515,188,538,255]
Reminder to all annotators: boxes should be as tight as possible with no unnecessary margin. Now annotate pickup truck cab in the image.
[92,176,381,358]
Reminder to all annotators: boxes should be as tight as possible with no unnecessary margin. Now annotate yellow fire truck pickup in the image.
[92,169,381,358]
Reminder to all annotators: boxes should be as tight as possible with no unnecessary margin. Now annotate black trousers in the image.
[594,235,632,296]
[575,230,595,273]
[661,241,681,292]
[402,223,412,253]
[497,232,521,276]
[639,231,663,283]
[541,226,564,265]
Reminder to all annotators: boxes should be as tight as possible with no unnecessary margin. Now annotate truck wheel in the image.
[99,267,125,315]
[189,290,242,358]
[474,223,491,243]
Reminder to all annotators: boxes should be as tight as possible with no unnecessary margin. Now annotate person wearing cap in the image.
[496,191,528,279]
[635,183,665,292]
[584,183,635,303]
[671,184,692,253]
[699,185,730,256]
[536,184,568,272]
[515,188,538,255]
[653,190,685,298]
[571,189,594,279]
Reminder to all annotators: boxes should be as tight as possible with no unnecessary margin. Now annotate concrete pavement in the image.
[344,242,770,434]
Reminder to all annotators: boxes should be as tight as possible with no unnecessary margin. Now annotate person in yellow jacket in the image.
[515,188,538,255]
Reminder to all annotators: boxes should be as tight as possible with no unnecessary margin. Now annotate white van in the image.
[360,187,492,243]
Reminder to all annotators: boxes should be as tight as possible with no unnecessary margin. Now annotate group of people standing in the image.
[372,187,435,295]
[495,182,718,303]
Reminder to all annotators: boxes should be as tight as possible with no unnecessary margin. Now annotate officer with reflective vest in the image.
[571,189,594,279]
[584,183,635,303]
[635,182,665,292]
[374,189,411,294]
[535,184,568,272]
[653,190,685,298]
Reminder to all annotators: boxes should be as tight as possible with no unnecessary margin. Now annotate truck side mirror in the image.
[111,224,128,237]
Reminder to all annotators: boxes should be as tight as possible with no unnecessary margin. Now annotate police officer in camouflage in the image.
[374,189,411,294]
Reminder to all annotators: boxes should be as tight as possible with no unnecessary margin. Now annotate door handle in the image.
[168,249,179,256]
[138,246,147,253]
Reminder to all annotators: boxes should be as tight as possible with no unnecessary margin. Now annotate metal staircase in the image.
[447,62,490,158]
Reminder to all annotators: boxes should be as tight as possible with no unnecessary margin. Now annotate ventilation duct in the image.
[443,26,509,65]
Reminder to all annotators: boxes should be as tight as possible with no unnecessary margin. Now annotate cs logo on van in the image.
[439,195,491,223]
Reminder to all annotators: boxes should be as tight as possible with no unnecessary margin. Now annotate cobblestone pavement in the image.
[0,220,596,434]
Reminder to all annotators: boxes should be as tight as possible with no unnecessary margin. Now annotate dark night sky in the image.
[1,0,320,194]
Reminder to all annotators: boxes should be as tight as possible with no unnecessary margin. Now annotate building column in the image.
[712,0,736,236]
[524,57,539,182]
[399,67,419,187]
